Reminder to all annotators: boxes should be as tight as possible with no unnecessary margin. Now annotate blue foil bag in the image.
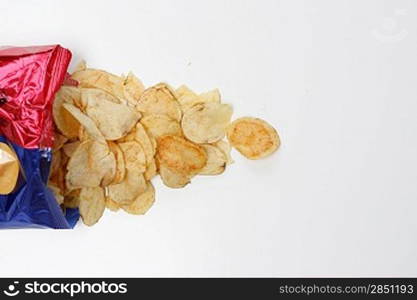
[0,137,79,229]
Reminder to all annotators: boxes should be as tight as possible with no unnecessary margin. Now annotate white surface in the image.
[1,0,417,277]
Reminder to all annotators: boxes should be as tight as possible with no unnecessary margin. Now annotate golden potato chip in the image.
[144,158,157,181]
[79,187,106,226]
[199,88,221,104]
[61,150,70,166]
[107,171,147,205]
[107,141,147,204]
[83,88,141,140]
[149,135,157,153]
[116,128,136,143]
[226,117,280,160]
[50,150,62,177]
[118,141,146,174]
[48,183,64,205]
[105,195,120,212]
[71,68,125,100]
[60,152,70,193]
[175,85,199,110]
[158,164,191,188]
[135,123,155,155]
[78,126,88,142]
[175,85,197,99]
[62,141,81,158]
[134,123,155,166]
[53,133,68,151]
[176,86,221,111]
[0,142,19,195]
[182,102,233,144]
[108,141,126,185]
[81,87,120,104]
[141,114,182,139]
[49,162,66,194]
[199,144,227,175]
[214,140,234,165]
[136,83,182,122]
[122,182,155,215]
[53,87,81,139]
[72,60,87,73]
[65,142,95,190]
[66,140,116,190]
[56,150,69,191]
[63,103,106,143]
[63,189,80,208]
[156,135,207,176]
[88,141,117,187]
[123,71,145,106]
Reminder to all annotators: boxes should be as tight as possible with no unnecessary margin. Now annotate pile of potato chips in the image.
[49,61,281,226]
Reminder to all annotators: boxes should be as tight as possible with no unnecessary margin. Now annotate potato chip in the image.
[149,135,157,153]
[199,88,221,104]
[83,88,141,140]
[48,183,64,205]
[156,135,207,176]
[53,87,81,139]
[123,71,145,106]
[53,133,68,151]
[56,150,69,195]
[72,60,87,73]
[107,141,147,204]
[134,123,155,165]
[175,85,199,110]
[62,141,81,158]
[63,103,106,143]
[116,128,136,143]
[50,150,62,177]
[182,102,233,144]
[118,141,146,174]
[107,171,147,205]
[66,140,116,190]
[88,141,117,187]
[105,195,120,212]
[199,144,227,175]
[0,142,19,195]
[144,158,157,181]
[158,164,191,188]
[141,114,182,139]
[60,152,70,191]
[136,83,182,122]
[133,122,158,179]
[81,87,120,104]
[49,161,66,194]
[214,140,234,165]
[226,117,280,159]
[79,187,106,226]
[78,126,88,142]
[71,68,125,100]
[61,150,70,165]
[175,85,197,99]
[108,141,126,185]
[63,189,80,208]
[176,86,221,111]
[122,182,155,215]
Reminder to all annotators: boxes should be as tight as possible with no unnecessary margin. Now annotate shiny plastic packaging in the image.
[0,45,79,228]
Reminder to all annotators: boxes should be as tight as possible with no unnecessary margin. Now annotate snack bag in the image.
[0,45,79,228]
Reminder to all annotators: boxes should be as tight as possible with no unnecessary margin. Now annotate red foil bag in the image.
[0,45,72,148]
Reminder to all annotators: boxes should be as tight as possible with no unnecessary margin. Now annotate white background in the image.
[0,0,416,277]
